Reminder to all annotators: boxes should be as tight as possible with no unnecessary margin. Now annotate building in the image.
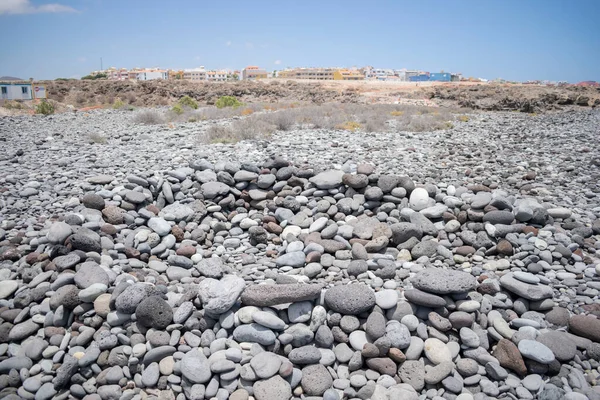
[409,73,430,82]
[242,66,268,80]
[333,69,364,80]
[404,70,422,80]
[105,67,129,81]
[0,81,47,101]
[206,70,228,82]
[136,69,169,81]
[364,67,395,80]
[184,67,207,81]
[277,67,337,80]
[169,70,184,80]
[429,72,452,82]
[1,81,32,100]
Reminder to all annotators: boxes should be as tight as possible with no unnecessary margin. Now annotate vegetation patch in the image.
[35,100,55,115]
[215,96,242,109]
[178,95,199,109]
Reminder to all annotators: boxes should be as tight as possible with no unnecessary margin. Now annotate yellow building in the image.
[169,70,184,80]
[333,69,364,80]
[242,66,268,80]
[278,68,336,80]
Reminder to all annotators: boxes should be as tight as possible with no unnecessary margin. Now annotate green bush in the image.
[35,100,55,115]
[215,96,242,109]
[178,95,198,109]
[172,104,184,115]
[112,98,125,109]
[82,73,107,80]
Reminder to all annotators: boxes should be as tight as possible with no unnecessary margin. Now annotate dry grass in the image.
[2,100,26,110]
[135,102,467,142]
[335,121,362,132]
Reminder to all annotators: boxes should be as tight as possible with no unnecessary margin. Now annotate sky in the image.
[1,0,599,82]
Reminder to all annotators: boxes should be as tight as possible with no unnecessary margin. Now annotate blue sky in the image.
[1,0,599,82]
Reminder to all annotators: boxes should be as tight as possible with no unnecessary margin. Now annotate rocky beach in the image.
[0,107,599,400]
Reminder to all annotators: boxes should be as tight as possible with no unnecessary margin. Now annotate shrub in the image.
[81,73,107,80]
[364,117,388,133]
[178,95,198,109]
[390,110,404,116]
[215,96,242,109]
[171,104,184,115]
[35,100,55,115]
[232,118,275,140]
[112,98,125,109]
[188,117,198,123]
[133,110,164,125]
[458,115,470,122]
[240,108,254,116]
[270,112,294,131]
[205,125,236,144]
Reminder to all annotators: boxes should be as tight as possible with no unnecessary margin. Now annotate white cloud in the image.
[225,41,232,47]
[0,0,77,14]
[274,60,281,65]
[77,56,87,63]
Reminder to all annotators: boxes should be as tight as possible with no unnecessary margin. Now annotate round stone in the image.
[324,284,376,315]
[135,296,173,329]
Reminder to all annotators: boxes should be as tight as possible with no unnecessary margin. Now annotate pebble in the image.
[0,110,598,400]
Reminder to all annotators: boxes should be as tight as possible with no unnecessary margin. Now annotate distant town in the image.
[85,65,468,83]
[83,65,598,86]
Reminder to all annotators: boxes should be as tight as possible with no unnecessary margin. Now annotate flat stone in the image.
[569,315,600,342]
[518,339,555,364]
[404,289,446,308]
[88,174,115,184]
[241,283,323,306]
[411,268,477,294]
[180,348,211,384]
[0,281,19,300]
[249,351,282,379]
[309,170,344,189]
[233,323,276,345]
[499,273,553,301]
[536,331,577,361]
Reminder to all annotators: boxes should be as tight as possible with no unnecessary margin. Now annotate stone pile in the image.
[0,136,600,399]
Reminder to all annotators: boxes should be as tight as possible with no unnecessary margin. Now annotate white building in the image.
[1,82,32,100]
[184,67,207,81]
[136,70,169,81]
[364,67,395,80]
[206,70,228,82]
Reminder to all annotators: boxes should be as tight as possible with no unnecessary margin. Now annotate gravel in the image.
[0,108,599,400]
